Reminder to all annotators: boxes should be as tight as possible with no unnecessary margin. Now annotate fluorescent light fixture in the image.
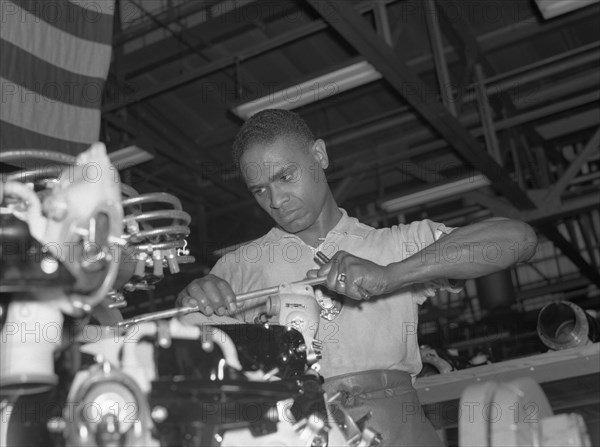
[380,174,491,213]
[108,145,154,170]
[231,60,382,120]
[534,0,599,19]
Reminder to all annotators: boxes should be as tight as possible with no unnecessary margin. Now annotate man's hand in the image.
[176,274,237,316]
[307,251,388,300]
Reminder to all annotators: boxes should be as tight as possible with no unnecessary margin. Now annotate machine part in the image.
[417,345,455,377]
[326,394,383,447]
[105,291,127,309]
[150,369,352,447]
[459,377,591,447]
[0,146,204,447]
[12,312,371,447]
[62,362,158,447]
[314,287,343,321]
[313,251,345,320]
[265,282,323,365]
[0,300,63,394]
[121,192,191,259]
[156,324,308,380]
[147,322,320,446]
[475,269,516,311]
[88,299,124,326]
[0,213,76,293]
[539,413,591,447]
[537,301,599,350]
[1,147,192,306]
[1,144,124,314]
[117,275,328,327]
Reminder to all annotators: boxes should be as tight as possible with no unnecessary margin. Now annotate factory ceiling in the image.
[101,0,600,286]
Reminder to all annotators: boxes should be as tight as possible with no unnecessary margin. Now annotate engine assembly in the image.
[0,144,381,447]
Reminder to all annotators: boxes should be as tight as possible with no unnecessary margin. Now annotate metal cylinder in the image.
[0,301,63,393]
[537,301,599,350]
[475,269,516,311]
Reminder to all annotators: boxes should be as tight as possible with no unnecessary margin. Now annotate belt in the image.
[323,369,414,408]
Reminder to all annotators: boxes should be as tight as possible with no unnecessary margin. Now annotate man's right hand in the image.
[176,274,237,316]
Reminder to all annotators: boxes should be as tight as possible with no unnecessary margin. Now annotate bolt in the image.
[43,196,68,221]
[40,257,59,275]
[151,406,168,423]
[46,417,66,433]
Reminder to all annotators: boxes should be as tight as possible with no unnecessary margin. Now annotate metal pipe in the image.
[537,301,600,350]
[0,150,76,164]
[424,0,457,116]
[122,192,182,210]
[474,64,502,164]
[462,48,600,103]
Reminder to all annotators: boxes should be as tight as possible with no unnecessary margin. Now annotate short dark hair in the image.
[232,109,315,169]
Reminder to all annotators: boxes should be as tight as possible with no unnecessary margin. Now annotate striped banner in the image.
[1,0,115,154]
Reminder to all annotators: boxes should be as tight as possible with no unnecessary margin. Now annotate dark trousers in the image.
[323,369,443,447]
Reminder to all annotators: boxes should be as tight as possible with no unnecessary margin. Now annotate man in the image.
[178,109,538,446]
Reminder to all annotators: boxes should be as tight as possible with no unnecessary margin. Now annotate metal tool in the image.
[314,251,331,266]
[117,275,328,327]
[313,251,343,320]
[314,251,371,301]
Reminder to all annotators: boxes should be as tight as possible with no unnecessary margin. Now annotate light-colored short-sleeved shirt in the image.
[210,209,460,379]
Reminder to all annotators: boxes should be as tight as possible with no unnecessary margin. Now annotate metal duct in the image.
[537,301,600,350]
[475,269,516,311]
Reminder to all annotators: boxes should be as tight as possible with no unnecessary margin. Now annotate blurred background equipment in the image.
[460,377,591,447]
[417,346,457,378]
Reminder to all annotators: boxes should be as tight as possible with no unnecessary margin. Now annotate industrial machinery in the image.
[459,377,591,447]
[0,144,380,447]
[537,300,600,350]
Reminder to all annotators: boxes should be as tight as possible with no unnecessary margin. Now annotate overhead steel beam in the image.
[544,127,600,202]
[104,0,397,113]
[207,90,599,215]
[103,112,247,201]
[474,64,502,163]
[104,6,597,123]
[333,170,368,204]
[102,20,327,113]
[578,214,599,269]
[113,0,222,46]
[327,87,598,175]
[489,191,599,226]
[373,1,393,45]
[304,0,535,210]
[424,0,457,116]
[431,0,566,160]
[120,1,301,78]
[538,224,600,287]
[413,3,599,75]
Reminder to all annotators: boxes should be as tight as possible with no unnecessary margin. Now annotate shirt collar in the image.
[263,208,368,244]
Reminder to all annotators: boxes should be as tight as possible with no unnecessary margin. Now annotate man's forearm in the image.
[383,218,537,292]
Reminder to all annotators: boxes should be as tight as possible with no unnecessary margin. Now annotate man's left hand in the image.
[307,251,388,300]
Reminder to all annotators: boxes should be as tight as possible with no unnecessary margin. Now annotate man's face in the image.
[240,136,329,234]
